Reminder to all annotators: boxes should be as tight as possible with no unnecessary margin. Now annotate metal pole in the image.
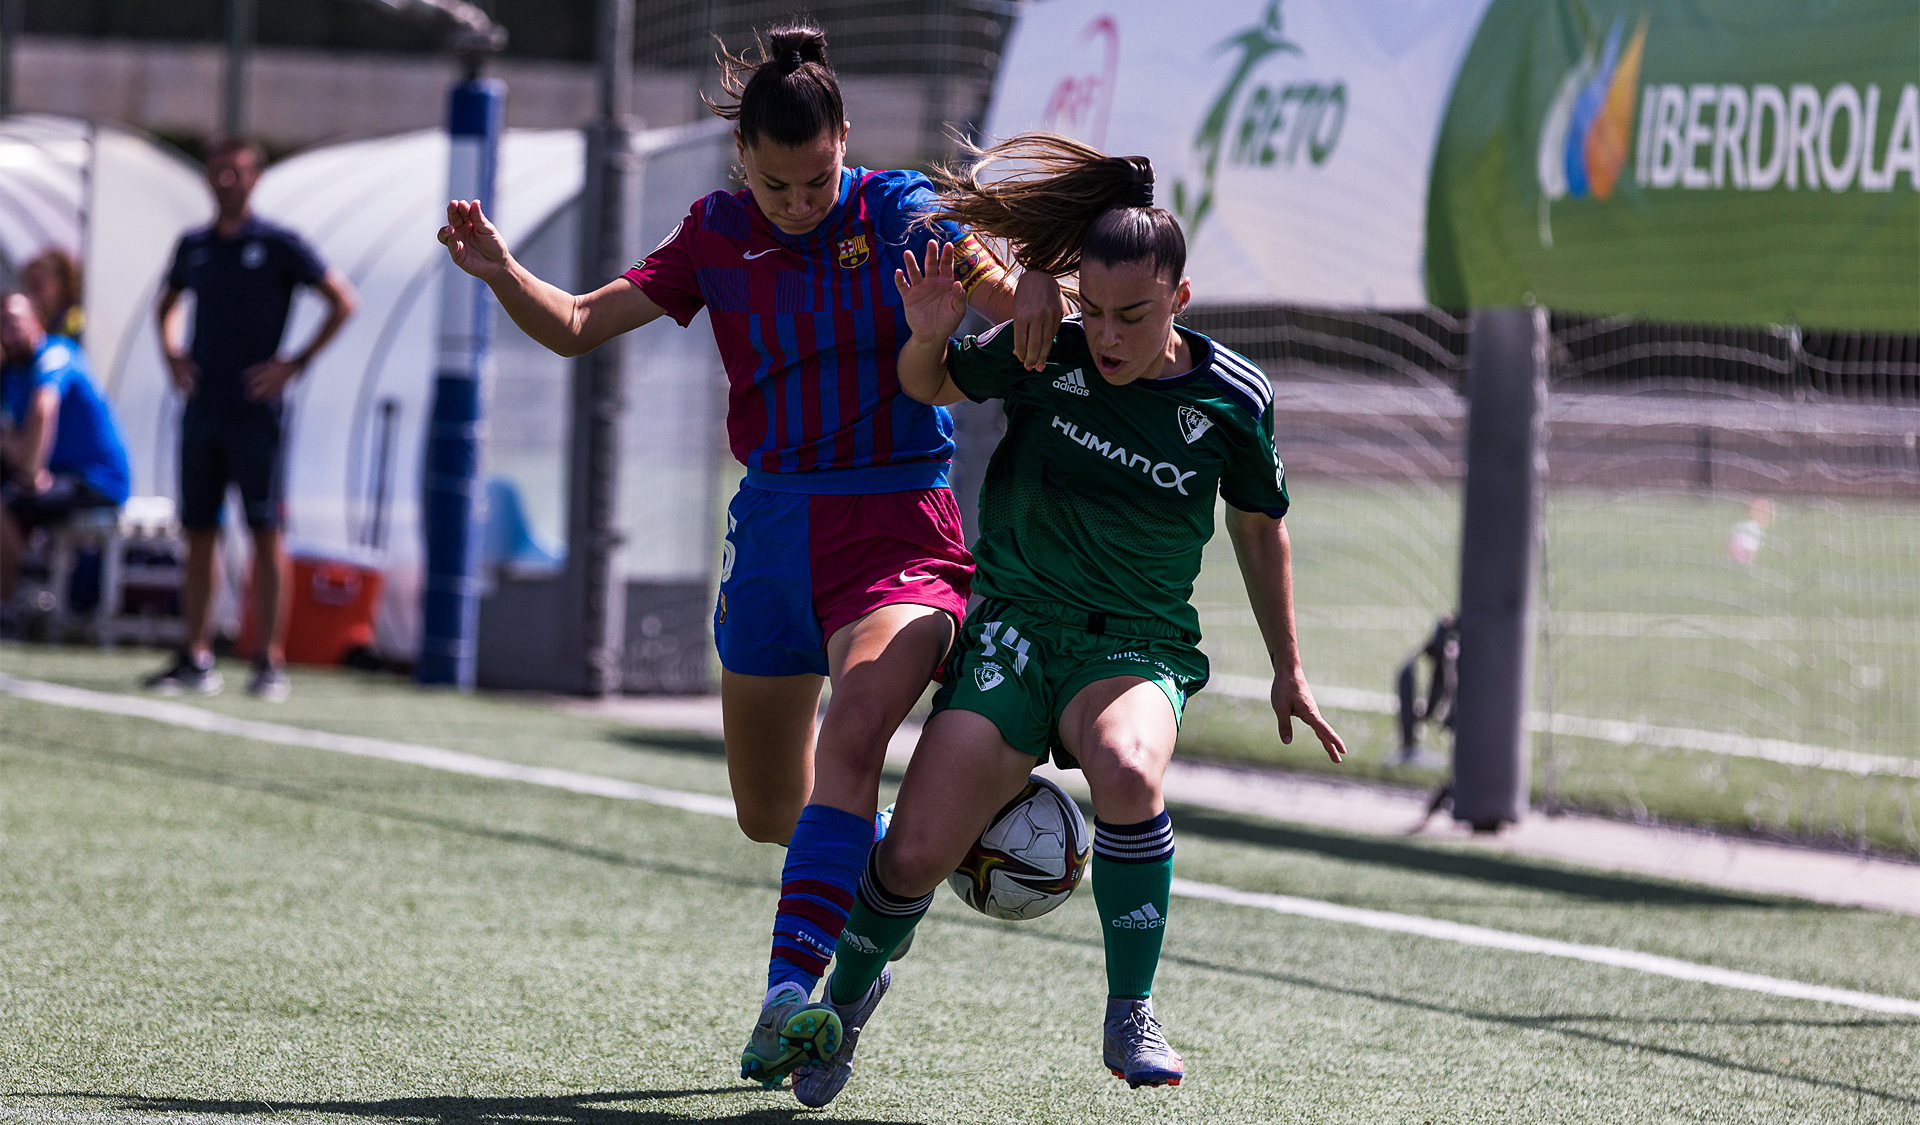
[0,0,20,119]
[223,0,254,137]
[564,0,634,696]
[1450,305,1546,832]
[417,76,506,689]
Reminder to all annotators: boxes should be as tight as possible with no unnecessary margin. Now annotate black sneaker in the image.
[144,651,223,696]
[246,660,291,703]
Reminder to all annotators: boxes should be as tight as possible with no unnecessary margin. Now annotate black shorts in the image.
[2,473,117,532]
[179,406,286,530]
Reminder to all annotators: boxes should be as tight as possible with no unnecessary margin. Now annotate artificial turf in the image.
[1189,481,1920,854]
[3,646,1918,1123]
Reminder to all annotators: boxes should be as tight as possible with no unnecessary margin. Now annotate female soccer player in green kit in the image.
[785,134,1347,1106]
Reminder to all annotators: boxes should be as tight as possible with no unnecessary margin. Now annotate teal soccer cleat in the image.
[739,984,842,1088]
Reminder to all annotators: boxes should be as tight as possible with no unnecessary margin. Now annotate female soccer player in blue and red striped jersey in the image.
[438,22,1064,1089]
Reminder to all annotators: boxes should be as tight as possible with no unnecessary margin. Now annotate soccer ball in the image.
[947,774,1090,920]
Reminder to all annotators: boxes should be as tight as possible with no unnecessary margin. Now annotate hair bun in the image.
[1124,156,1154,207]
[769,27,829,69]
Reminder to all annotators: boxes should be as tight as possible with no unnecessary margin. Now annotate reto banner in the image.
[984,0,1492,308]
[1427,0,1919,331]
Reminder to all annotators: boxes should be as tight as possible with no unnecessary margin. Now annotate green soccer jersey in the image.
[947,316,1288,639]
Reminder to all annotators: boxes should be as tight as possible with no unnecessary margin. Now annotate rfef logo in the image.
[1042,15,1120,148]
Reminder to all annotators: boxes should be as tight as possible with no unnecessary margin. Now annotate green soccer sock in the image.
[828,851,932,1006]
[1092,812,1175,1000]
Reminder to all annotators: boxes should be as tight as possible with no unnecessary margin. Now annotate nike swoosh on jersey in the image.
[743,248,779,259]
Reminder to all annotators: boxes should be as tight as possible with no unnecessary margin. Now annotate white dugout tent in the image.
[2,114,732,661]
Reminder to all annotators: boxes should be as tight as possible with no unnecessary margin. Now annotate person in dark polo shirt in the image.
[147,137,356,701]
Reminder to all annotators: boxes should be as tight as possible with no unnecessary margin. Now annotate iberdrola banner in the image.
[1426,0,1920,331]
[983,0,1494,308]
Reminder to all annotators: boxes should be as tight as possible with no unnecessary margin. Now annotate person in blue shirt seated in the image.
[0,292,131,611]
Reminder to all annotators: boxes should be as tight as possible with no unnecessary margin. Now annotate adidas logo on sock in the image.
[1110,902,1165,929]
[842,932,881,955]
[1052,368,1090,396]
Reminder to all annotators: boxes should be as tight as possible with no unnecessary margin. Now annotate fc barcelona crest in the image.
[837,234,871,269]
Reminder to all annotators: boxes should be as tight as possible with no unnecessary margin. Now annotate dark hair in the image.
[206,135,265,167]
[705,24,845,148]
[21,248,82,336]
[928,132,1186,283]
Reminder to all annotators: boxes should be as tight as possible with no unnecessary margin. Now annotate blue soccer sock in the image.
[768,803,874,998]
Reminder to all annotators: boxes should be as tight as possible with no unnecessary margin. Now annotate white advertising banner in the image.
[983,0,1492,307]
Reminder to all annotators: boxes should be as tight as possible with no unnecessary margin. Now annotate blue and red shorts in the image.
[716,483,973,677]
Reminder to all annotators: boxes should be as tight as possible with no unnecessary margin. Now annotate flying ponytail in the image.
[927,132,1186,282]
[705,24,845,147]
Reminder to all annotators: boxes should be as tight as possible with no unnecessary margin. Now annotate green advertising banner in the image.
[1426,0,1920,331]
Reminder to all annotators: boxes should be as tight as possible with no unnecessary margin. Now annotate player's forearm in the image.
[1229,510,1303,674]
[968,271,1016,323]
[897,334,962,406]
[157,291,188,359]
[292,276,357,369]
[20,393,56,476]
[484,255,597,357]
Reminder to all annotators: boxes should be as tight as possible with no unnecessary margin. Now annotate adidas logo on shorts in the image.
[1052,368,1090,396]
[1111,902,1165,929]
[842,932,882,955]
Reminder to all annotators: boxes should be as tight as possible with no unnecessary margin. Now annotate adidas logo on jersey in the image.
[1177,405,1214,444]
[841,932,882,955]
[1111,902,1166,929]
[1052,368,1090,396]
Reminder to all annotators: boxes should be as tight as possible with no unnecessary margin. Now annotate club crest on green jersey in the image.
[1177,405,1214,444]
[975,662,1006,692]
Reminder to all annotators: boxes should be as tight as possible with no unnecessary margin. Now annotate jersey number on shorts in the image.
[978,621,1032,674]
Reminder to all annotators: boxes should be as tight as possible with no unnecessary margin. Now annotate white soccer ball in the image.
[947,774,1091,920]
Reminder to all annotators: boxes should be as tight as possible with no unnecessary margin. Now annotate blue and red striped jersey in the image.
[625,166,1000,495]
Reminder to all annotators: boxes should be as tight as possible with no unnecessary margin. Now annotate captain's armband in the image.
[952,233,1007,294]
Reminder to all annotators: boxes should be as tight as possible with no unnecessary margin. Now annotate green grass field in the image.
[4,646,1920,1123]
[1187,479,1920,854]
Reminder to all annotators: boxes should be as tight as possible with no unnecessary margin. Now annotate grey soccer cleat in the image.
[1102,997,1184,1088]
[791,967,890,1108]
[246,660,291,703]
[739,983,842,1088]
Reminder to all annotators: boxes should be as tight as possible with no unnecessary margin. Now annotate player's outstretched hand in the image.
[895,239,969,342]
[438,199,509,281]
[1272,668,1346,763]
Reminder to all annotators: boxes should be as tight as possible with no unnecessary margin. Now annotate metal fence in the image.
[1182,300,1920,855]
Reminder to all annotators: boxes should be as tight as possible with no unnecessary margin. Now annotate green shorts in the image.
[932,599,1211,770]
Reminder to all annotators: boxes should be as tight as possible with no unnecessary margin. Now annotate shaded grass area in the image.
[1188,481,1920,853]
[4,650,1920,1122]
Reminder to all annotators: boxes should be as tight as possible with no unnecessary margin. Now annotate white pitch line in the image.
[1209,674,1920,780]
[1171,879,1920,1017]
[5,673,1918,1018]
[0,673,735,818]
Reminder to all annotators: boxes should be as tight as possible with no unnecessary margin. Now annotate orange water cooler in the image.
[239,549,384,665]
